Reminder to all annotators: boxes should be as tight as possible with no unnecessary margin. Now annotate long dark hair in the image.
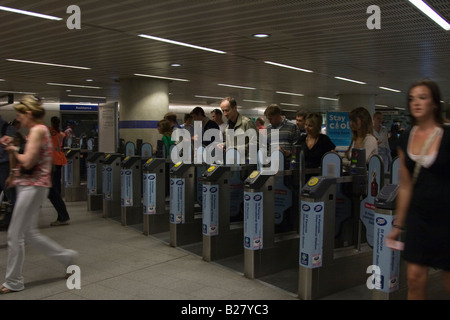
[407,79,444,126]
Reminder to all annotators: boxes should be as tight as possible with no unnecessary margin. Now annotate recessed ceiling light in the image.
[171,63,182,67]
[7,59,90,70]
[264,61,313,73]
[0,79,5,81]
[252,33,271,38]
[0,5,62,21]
[218,83,256,90]
[86,79,94,82]
[47,82,101,89]
[138,34,226,54]
[134,73,190,82]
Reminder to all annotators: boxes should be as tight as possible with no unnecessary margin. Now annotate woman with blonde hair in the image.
[0,95,77,294]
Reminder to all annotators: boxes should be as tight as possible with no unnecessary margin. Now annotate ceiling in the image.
[1,0,450,114]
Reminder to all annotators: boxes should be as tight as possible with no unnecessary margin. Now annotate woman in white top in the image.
[345,107,378,163]
[373,111,392,172]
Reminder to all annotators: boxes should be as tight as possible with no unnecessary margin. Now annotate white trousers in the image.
[3,185,76,291]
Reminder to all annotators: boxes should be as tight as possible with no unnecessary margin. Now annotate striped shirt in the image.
[265,117,300,156]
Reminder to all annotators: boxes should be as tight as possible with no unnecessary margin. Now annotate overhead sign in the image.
[60,104,98,111]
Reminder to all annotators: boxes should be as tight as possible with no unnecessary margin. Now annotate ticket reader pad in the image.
[86,152,105,211]
[201,164,245,262]
[169,162,202,247]
[298,173,372,300]
[64,148,87,202]
[102,153,123,219]
[120,156,143,226]
[142,157,170,235]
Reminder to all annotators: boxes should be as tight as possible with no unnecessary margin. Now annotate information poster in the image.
[65,159,73,187]
[87,163,97,195]
[103,165,113,200]
[243,192,263,250]
[202,184,219,235]
[121,169,133,206]
[373,214,401,292]
[170,178,185,224]
[326,111,351,149]
[300,201,324,268]
[143,173,157,214]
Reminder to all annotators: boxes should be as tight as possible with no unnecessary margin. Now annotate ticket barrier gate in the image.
[64,148,87,202]
[201,162,253,262]
[86,152,105,211]
[142,157,170,235]
[243,151,301,279]
[102,153,123,220]
[297,150,373,300]
[371,183,407,300]
[169,162,203,247]
[121,155,143,226]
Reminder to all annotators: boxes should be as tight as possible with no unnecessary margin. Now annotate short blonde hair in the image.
[14,95,45,119]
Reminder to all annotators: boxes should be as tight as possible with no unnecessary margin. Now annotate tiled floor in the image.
[0,199,447,301]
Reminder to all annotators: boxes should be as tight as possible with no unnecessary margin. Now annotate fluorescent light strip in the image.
[280,103,300,107]
[0,5,62,21]
[0,79,5,81]
[408,0,450,31]
[379,86,401,93]
[0,90,36,95]
[281,109,298,112]
[217,83,256,90]
[134,73,189,82]
[68,94,106,99]
[376,104,389,108]
[318,96,338,101]
[243,99,266,103]
[138,34,226,54]
[47,83,101,89]
[276,91,304,97]
[334,76,366,85]
[264,61,313,73]
[194,95,224,100]
[7,59,90,70]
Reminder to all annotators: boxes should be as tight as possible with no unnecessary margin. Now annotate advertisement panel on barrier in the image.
[300,201,324,268]
[243,192,263,250]
[143,173,157,214]
[121,169,133,206]
[373,214,401,292]
[87,163,97,195]
[202,184,219,235]
[65,159,73,187]
[170,178,185,224]
[103,165,113,200]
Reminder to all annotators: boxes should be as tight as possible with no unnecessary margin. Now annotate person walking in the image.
[386,79,450,300]
[48,116,71,226]
[0,95,77,294]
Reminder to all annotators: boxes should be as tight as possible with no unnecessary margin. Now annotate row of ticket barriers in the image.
[62,142,426,300]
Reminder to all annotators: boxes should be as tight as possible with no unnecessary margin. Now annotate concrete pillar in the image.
[338,94,376,115]
[119,78,169,150]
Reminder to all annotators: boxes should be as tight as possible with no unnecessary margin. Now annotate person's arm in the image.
[7,125,44,170]
[364,135,379,162]
[386,148,412,243]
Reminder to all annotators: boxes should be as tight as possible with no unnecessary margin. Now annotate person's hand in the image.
[385,227,404,251]
[216,143,225,150]
[0,136,13,145]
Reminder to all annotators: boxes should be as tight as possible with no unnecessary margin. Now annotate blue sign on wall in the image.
[60,104,98,111]
[326,111,351,148]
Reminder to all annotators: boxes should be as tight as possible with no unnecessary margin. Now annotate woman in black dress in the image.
[298,112,335,172]
[386,79,450,299]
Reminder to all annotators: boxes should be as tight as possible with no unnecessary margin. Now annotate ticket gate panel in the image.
[64,148,87,202]
[120,156,143,226]
[169,163,202,247]
[142,157,170,235]
[102,153,122,219]
[202,165,245,262]
[87,152,105,211]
